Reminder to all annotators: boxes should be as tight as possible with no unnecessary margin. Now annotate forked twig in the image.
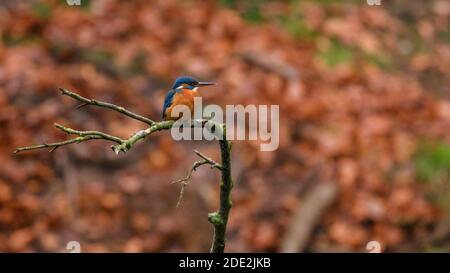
[172,150,222,208]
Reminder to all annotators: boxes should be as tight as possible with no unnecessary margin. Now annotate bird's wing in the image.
[162,89,177,118]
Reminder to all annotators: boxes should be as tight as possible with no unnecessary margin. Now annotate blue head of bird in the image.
[171,76,215,90]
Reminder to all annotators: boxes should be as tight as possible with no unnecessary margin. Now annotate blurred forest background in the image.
[0,0,450,252]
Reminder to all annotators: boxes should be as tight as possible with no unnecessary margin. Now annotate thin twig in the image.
[14,135,105,154]
[173,150,222,208]
[75,103,88,109]
[59,88,155,125]
[194,150,223,170]
[172,160,210,208]
[54,123,124,144]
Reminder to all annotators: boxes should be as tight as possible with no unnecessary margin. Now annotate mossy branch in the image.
[209,127,233,253]
[14,88,234,253]
[173,127,233,253]
[13,89,172,154]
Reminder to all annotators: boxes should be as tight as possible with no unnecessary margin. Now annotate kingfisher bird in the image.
[162,76,215,120]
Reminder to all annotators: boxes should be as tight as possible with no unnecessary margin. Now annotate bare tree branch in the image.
[111,120,173,154]
[14,122,126,154]
[194,150,223,170]
[209,132,233,253]
[14,135,106,154]
[173,150,222,208]
[54,123,124,144]
[59,88,155,125]
[172,160,210,208]
[14,88,234,254]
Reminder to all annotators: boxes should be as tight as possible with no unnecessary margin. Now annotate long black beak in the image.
[198,81,215,86]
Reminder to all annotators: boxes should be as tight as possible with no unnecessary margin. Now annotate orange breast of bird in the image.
[165,89,200,120]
